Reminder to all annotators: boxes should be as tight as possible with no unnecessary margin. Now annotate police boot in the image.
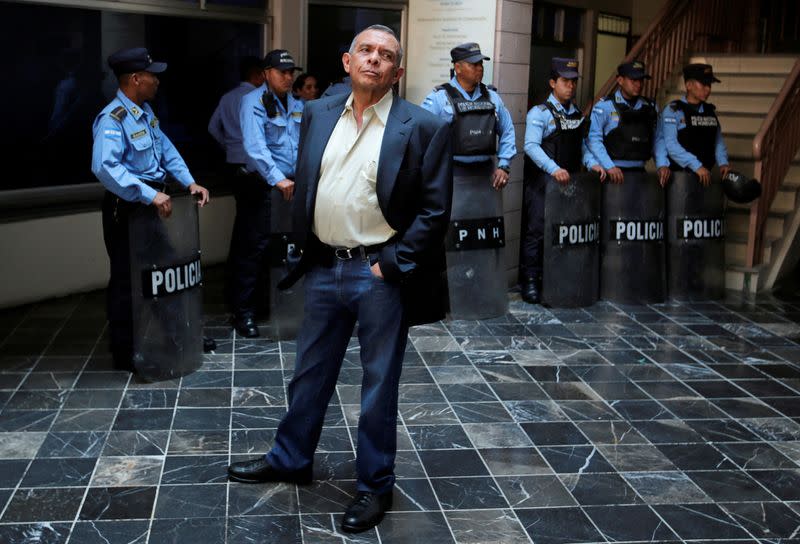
[521,276,541,305]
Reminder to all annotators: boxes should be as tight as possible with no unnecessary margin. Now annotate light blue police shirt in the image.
[208,81,256,164]
[240,83,304,185]
[587,89,669,170]
[420,77,517,167]
[91,90,195,204]
[524,93,599,175]
[661,96,729,171]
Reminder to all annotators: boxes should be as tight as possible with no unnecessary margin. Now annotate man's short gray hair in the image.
[348,24,404,66]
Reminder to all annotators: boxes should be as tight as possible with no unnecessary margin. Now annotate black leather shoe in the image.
[521,277,541,304]
[233,315,259,338]
[341,491,393,533]
[227,457,312,484]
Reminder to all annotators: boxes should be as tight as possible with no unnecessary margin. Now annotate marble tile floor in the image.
[1,275,800,543]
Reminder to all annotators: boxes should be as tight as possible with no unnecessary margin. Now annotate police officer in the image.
[234,49,303,338]
[662,63,730,185]
[520,57,605,304]
[587,61,670,186]
[91,47,210,371]
[208,56,265,166]
[421,42,516,189]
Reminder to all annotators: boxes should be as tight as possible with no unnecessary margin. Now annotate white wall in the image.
[0,195,235,308]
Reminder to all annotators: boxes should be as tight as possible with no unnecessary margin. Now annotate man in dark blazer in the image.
[228,25,453,533]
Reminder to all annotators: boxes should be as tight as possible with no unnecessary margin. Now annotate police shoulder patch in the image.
[109,106,127,122]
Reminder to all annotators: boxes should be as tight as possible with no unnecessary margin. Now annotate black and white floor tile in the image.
[1,272,800,543]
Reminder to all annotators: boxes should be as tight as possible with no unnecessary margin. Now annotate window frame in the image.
[1,0,270,221]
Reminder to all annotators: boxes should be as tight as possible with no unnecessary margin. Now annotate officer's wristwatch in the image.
[498,165,510,174]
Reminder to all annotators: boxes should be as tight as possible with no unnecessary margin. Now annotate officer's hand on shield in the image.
[607,167,624,185]
[719,164,731,179]
[276,179,295,201]
[591,165,607,183]
[188,183,210,207]
[695,166,712,186]
[553,168,570,185]
[491,168,509,191]
[152,192,172,218]
[658,167,671,188]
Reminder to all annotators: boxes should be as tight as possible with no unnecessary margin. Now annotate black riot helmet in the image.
[723,170,761,204]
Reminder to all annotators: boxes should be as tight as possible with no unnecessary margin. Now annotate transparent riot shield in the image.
[543,172,601,308]
[601,170,666,304]
[267,189,304,340]
[445,162,508,319]
[666,171,725,300]
[129,194,203,381]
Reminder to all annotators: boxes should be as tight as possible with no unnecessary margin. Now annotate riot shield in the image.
[666,171,725,300]
[267,190,304,340]
[445,162,508,319]
[543,172,601,308]
[601,170,666,304]
[129,194,203,381]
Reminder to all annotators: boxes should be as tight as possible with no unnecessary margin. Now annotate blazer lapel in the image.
[377,97,413,206]
[305,96,348,216]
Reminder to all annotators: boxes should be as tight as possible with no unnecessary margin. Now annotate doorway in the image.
[306,2,404,95]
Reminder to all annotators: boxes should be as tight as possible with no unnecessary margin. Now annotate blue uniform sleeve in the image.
[158,130,195,187]
[493,92,517,167]
[420,89,444,116]
[582,138,599,169]
[208,99,225,147]
[587,102,615,170]
[662,105,702,171]
[524,108,560,175]
[91,115,157,204]
[240,92,284,185]
[715,124,729,167]
[653,112,669,169]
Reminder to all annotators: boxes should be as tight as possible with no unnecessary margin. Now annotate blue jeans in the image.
[267,257,408,493]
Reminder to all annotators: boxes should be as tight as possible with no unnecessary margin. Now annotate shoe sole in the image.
[227,472,312,485]
[340,512,386,534]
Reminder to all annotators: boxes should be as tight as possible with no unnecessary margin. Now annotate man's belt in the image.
[323,243,385,262]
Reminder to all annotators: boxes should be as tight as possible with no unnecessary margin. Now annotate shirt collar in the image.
[116,89,147,120]
[548,93,575,114]
[450,77,482,100]
[614,89,641,108]
[681,95,704,110]
[343,90,393,125]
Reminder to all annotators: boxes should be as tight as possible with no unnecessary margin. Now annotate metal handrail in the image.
[747,58,800,267]
[587,0,751,113]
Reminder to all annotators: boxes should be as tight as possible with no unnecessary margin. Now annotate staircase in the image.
[662,54,800,294]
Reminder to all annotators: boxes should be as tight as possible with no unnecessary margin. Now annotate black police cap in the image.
[108,47,166,77]
[451,43,490,63]
[617,60,651,80]
[683,63,721,84]
[551,57,580,79]
[263,49,302,71]
[723,170,761,204]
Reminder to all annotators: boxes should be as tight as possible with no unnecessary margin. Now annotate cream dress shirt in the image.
[313,90,397,247]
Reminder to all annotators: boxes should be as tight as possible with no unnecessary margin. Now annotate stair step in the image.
[728,188,796,214]
[724,266,761,293]
[725,237,772,267]
[717,112,765,135]
[665,92,777,114]
[664,73,787,94]
[727,208,785,239]
[689,54,798,75]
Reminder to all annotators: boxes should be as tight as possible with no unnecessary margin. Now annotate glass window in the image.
[0,1,261,192]
[307,4,402,94]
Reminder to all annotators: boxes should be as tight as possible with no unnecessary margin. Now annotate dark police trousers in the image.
[225,166,272,319]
